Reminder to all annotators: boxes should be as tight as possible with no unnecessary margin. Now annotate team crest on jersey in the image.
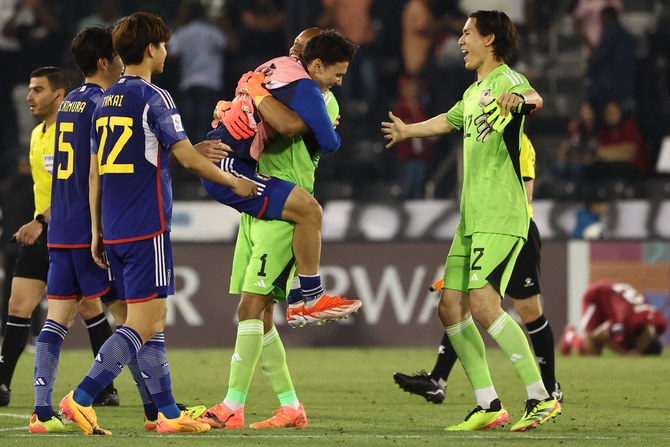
[478,88,493,108]
[254,173,271,181]
[171,114,184,132]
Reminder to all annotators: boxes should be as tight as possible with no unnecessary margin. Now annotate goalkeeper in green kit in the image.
[381,10,561,432]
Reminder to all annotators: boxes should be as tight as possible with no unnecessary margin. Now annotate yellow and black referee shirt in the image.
[519,133,536,219]
[29,121,55,218]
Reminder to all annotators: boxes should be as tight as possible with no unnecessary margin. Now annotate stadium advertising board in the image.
[170,199,670,242]
[35,242,568,348]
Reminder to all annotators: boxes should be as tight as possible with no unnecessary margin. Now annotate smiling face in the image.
[27,76,60,120]
[309,60,349,92]
[458,17,490,72]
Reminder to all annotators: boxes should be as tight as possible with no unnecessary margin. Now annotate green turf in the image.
[0,346,668,446]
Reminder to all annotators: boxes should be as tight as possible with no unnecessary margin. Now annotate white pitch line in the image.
[0,426,28,432]
[0,412,31,420]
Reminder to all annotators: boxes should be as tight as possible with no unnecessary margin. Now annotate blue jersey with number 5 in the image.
[91,75,188,243]
[49,83,104,248]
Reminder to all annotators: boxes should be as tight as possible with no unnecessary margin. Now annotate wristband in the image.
[513,93,538,115]
[35,214,47,225]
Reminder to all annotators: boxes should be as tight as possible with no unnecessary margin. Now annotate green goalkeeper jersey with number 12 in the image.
[445,64,531,239]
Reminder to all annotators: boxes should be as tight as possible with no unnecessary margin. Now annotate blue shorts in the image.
[47,248,117,303]
[201,154,295,220]
[105,232,174,302]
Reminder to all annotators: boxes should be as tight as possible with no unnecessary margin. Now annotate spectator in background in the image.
[3,0,75,158]
[560,281,667,356]
[3,0,74,78]
[320,0,377,106]
[170,0,227,141]
[393,75,433,199]
[421,1,469,116]
[553,100,598,184]
[587,6,636,110]
[572,0,622,52]
[401,0,434,76]
[593,100,646,180]
[235,0,286,74]
[572,197,609,239]
[0,2,20,174]
[284,0,322,48]
[76,0,120,31]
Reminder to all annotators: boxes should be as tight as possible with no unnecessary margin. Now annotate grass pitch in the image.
[0,346,668,446]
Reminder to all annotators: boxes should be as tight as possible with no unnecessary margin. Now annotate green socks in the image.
[225,319,264,407]
[261,326,299,408]
[446,317,493,391]
[487,313,548,399]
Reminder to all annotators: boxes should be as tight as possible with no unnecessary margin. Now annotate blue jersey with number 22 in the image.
[91,75,188,244]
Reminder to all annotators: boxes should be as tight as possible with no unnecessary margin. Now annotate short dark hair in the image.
[29,66,71,92]
[113,12,171,66]
[71,26,115,77]
[302,29,357,67]
[470,10,519,63]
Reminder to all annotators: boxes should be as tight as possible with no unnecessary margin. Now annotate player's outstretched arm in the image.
[171,139,257,197]
[381,111,454,149]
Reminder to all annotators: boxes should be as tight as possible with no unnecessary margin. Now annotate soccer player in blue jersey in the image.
[58,12,256,436]
[27,27,124,433]
[30,26,205,434]
[0,66,117,410]
[202,28,362,327]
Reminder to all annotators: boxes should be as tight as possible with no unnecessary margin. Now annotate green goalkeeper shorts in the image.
[443,224,525,298]
[229,213,296,301]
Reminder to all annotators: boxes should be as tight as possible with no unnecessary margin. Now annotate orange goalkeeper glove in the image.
[236,71,271,106]
[211,99,255,140]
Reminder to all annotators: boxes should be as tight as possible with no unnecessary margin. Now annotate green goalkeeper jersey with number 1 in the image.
[445,64,531,239]
[228,91,340,299]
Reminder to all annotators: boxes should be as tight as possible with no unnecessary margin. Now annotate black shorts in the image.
[13,228,49,282]
[506,219,541,299]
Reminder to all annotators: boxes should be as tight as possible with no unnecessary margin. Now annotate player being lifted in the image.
[201,27,361,327]
[197,29,356,430]
[382,10,561,432]
[58,12,255,436]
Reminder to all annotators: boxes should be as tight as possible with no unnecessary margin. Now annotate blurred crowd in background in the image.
[2,0,670,211]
